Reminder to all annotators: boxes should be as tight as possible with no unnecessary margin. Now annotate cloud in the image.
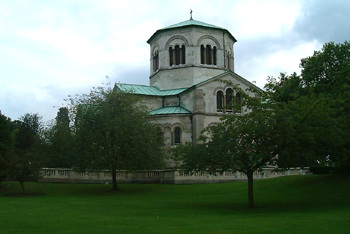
[1,0,349,123]
[293,0,350,44]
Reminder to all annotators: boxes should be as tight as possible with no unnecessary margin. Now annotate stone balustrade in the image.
[39,167,310,184]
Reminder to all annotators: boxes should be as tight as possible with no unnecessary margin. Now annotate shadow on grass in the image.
[5,193,45,197]
[181,197,349,215]
[180,174,350,214]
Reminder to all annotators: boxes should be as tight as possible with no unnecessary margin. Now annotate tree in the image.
[44,107,72,168]
[300,41,350,95]
[7,113,44,193]
[299,41,350,171]
[174,86,278,208]
[0,111,12,182]
[267,41,350,170]
[174,41,350,207]
[70,85,165,191]
[264,73,340,168]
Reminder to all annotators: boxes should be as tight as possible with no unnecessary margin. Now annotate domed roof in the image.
[161,19,225,30]
[147,18,237,43]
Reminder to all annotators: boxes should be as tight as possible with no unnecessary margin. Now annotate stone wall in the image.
[39,167,310,184]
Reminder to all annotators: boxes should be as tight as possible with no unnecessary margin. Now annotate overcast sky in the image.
[1,0,349,123]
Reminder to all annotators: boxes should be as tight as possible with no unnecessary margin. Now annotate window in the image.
[175,45,180,65]
[169,45,186,66]
[181,45,186,64]
[174,127,181,145]
[216,91,224,112]
[200,45,205,64]
[201,45,217,65]
[155,127,163,142]
[213,47,217,65]
[153,51,159,72]
[235,93,242,113]
[169,47,174,66]
[206,45,211,64]
[216,89,242,113]
[227,54,230,70]
[226,88,233,112]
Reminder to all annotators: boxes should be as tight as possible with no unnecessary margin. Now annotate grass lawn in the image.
[1,174,349,233]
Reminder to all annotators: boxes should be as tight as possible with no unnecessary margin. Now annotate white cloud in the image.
[1,0,349,122]
[232,0,301,39]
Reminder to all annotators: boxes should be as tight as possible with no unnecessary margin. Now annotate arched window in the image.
[213,47,217,65]
[226,54,230,70]
[155,127,163,142]
[206,45,211,64]
[153,51,159,72]
[169,45,186,66]
[181,45,186,64]
[175,45,180,65]
[169,47,174,66]
[235,92,242,113]
[201,45,217,65]
[226,88,233,112]
[217,90,224,112]
[200,45,205,64]
[174,127,181,145]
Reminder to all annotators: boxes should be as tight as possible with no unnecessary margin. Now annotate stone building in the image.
[115,17,262,148]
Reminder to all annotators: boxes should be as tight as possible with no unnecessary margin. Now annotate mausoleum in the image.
[115,16,262,148]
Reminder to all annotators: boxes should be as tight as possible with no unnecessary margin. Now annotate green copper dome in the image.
[147,18,237,43]
[161,19,224,30]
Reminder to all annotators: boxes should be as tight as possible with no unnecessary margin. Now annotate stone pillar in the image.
[192,89,205,142]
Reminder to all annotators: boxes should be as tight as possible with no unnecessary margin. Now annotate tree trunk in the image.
[111,167,119,191]
[247,171,254,208]
[19,180,25,194]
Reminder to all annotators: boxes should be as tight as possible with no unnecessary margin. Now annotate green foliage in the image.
[6,113,44,192]
[0,175,349,233]
[266,41,350,169]
[174,84,276,207]
[175,107,277,175]
[0,111,12,181]
[300,41,350,95]
[309,166,335,174]
[69,85,165,190]
[43,107,72,168]
[174,41,350,206]
[301,41,350,167]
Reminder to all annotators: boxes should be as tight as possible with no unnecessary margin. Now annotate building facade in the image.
[115,17,262,148]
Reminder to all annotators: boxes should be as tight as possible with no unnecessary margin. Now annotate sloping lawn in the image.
[1,175,349,233]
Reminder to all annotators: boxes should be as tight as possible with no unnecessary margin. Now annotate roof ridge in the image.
[148,18,236,44]
[161,18,224,30]
[149,105,191,115]
[118,83,158,88]
[115,83,188,96]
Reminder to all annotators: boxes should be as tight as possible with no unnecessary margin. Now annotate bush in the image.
[310,166,335,174]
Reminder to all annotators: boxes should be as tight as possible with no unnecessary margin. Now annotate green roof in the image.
[115,83,187,96]
[150,106,191,115]
[161,19,224,31]
[147,19,236,43]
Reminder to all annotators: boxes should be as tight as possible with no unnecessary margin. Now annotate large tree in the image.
[264,73,340,168]
[44,107,72,168]
[173,41,350,207]
[70,85,165,191]
[7,113,44,193]
[174,86,278,208]
[300,41,350,95]
[0,111,12,182]
[266,41,350,170]
[300,41,350,170]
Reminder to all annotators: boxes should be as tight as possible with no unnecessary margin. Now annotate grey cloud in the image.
[293,0,350,44]
[111,65,149,86]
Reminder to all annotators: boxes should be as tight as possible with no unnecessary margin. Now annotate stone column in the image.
[192,89,205,142]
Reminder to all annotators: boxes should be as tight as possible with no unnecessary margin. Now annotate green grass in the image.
[1,175,349,233]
